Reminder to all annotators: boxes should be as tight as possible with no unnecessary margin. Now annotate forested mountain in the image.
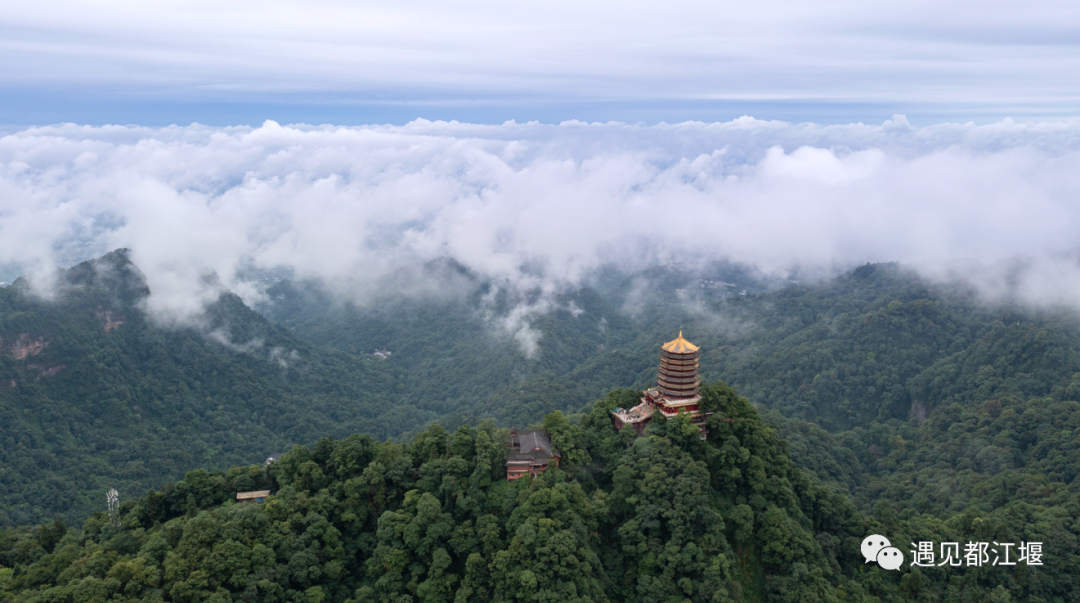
[4,251,1080,600]
[257,263,636,430]
[6,251,1080,528]
[261,259,1080,435]
[4,385,1077,602]
[0,251,422,527]
[0,385,918,602]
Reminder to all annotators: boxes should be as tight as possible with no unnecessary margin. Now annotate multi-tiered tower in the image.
[657,331,700,399]
[610,332,711,438]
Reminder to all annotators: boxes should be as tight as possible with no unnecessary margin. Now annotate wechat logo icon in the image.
[862,534,904,570]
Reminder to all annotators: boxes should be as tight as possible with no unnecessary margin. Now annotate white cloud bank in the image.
[2,116,1080,323]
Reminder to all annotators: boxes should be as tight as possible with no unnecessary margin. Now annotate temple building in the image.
[505,428,561,480]
[611,332,711,438]
[236,490,271,503]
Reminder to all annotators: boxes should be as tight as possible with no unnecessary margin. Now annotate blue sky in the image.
[2,0,1078,126]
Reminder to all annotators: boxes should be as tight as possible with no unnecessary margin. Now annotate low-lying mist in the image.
[3,115,1080,353]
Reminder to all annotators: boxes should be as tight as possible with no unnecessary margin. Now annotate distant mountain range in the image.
[3,250,1079,526]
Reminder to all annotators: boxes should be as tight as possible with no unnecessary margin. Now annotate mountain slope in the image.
[0,251,422,526]
[0,385,866,603]
[259,269,638,429]
[6,383,1078,602]
[6,252,1080,529]
[263,261,1080,433]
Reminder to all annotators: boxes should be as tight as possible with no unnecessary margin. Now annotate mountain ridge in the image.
[0,251,416,526]
[5,250,1080,529]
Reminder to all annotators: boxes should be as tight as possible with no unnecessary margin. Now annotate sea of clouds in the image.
[2,116,1080,328]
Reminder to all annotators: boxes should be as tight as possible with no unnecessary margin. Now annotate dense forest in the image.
[3,251,1080,600]
[3,384,1076,602]
[0,251,417,527]
[261,261,1080,436]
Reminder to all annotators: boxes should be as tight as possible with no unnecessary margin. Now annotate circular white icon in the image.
[861,534,891,563]
[877,546,904,570]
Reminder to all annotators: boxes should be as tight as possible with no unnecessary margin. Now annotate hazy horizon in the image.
[3,0,1079,126]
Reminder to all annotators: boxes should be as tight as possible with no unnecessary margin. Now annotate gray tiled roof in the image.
[518,430,550,455]
[506,429,560,462]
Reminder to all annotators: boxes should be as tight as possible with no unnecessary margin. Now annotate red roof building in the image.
[505,429,561,480]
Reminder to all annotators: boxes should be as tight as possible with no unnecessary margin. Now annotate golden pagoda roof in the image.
[661,331,699,354]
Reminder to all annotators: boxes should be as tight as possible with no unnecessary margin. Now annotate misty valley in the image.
[2,250,1079,602]
[2,0,1077,597]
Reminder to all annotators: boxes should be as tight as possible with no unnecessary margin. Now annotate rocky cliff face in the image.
[8,334,48,360]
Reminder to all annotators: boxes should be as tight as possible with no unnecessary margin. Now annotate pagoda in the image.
[611,331,711,438]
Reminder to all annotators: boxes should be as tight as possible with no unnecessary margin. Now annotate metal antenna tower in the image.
[106,488,119,527]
